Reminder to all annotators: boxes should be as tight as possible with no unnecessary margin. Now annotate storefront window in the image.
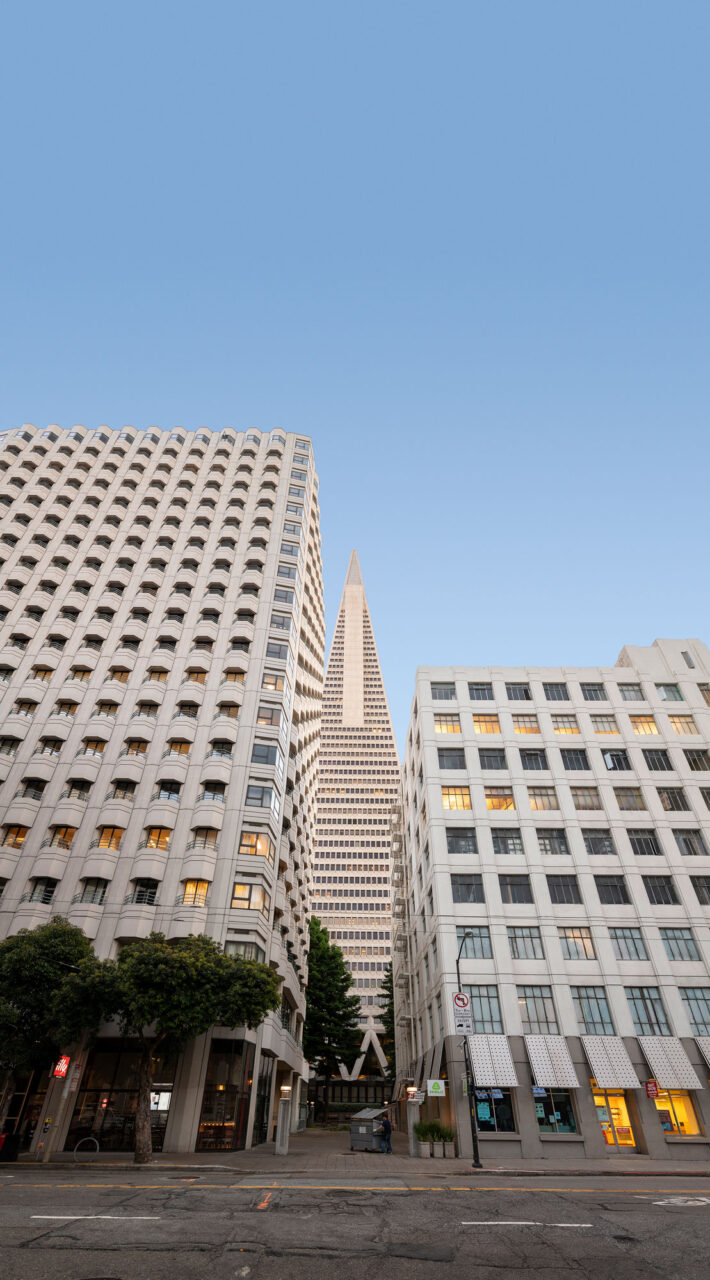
[534,1090,577,1134]
[653,1090,702,1137]
[252,1053,275,1145]
[196,1038,255,1151]
[592,1087,635,1148]
[475,1089,516,1132]
[65,1041,175,1153]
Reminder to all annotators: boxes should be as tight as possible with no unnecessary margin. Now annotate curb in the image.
[10,1161,710,1179]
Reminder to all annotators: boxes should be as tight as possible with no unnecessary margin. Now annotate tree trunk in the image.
[134,1042,153,1164]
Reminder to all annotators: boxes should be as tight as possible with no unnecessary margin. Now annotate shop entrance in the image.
[592,1088,636,1148]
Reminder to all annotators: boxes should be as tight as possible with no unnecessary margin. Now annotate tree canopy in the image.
[379,961,396,1082]
[303,917,361,1092]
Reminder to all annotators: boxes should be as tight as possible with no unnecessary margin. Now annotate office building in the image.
[311,551,399,1107]
[393,639,710,1164]
[0,422,324,1153]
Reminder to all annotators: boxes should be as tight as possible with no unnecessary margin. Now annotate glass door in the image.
[593,1088,636,1148]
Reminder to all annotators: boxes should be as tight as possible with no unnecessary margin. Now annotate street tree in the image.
[58,931,280,1163]
[0,918,98,1128]
[303,916,361,1124]
[379,961,396,1083]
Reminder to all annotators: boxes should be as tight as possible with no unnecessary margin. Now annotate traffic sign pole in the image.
[456,938,482,1169]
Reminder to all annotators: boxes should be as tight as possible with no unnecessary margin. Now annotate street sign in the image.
[427,1079,446,1098]
[645,1081,659,1099]
[452,991,473,1034]
[53,1055,71,1079]
[410,1091,425,1104]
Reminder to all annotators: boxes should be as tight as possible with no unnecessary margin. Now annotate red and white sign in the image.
[645,1081,659,1099]
[53,1055,71,1079]
[452,991,473,1033]
[453,992,470,1011]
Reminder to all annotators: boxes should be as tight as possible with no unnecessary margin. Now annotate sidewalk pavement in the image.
[14,1127,710,1177]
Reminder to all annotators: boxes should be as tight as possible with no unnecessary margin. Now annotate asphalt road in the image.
[3,1169,710,1279]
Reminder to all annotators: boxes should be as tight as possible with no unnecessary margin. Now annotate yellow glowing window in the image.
[591,715,619,734]
[434,714,461,734]
[50,826,76,847]
[145,827,172,849]
[485,786,515,811]
[97,826,124,849]
[653,1089,701,1137]
[571,786,603,810]
[263,672,285,691]
[441,786,472,811]
[528,786,559,810]
[513,715,539,734]
[552,715,579,735]
[182,879,209,906]
[238,831,275,862]
[630,715,659,735]
[124,740,147,755]
[223,670,245,684]
[231,882,270,915]
[473,714,500,734]
[3,825,28,847]
[669,715,698,735]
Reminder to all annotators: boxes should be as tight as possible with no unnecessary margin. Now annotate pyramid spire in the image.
[345,548,363,586]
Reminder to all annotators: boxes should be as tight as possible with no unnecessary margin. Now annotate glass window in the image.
[625,986,671,1035]
[603,748,631,771]
[698,684,710,707]
[619,683,644,701]
[491,828,523,856]
[560,748,589,770]
[446,827,477,855]
[535,1090,577,1134]
[520,749,548,771]
[441,785,472,811]
[537,828,569,856]
[451,874,484,904]
[615,787,646,810]
[517,985,558,1033]
[463,985,502,1033]
[543,682,569,701]
[572,985,614,1033]
[547,874,582,904]
[238,831,275,863]
[571,786,603,809]
[643,875,679,905]
[485,786,514,810]
[231,882,271,916]
[97,826,124,849]
[431,682,456,700]
[674,829,708,857]
[182,879,209,906]
[468,682,494,700]
[479,747,507,769]
[513,714,539,734]
[582,829,616,856]
[657,787,689,812]
[628,828,662,856]
[595,875,630,905]
[684,748,710,771]
[669,715,697,734]
[528,786,558,810]
[591,715,619,734]
[434,714,461,734]
[656,683,683,701]
[642,748,672,771]
[660,929,699,962]
[630,715,659,735]
[457,925,492,959]
[508,926,544,959]
[581,682,606,701]
[144,827,171,849]
[653,1090,702,1137]
[691,875,710,905]
[559,926,595,959]
[680,988,710,1034]
[473,714,500,734]
[610,926,648,961]
[474,1088,516,1132]
[438,747,466,769]
[506,682,531,701]
[499,874,533,904]
[551,714,579,734]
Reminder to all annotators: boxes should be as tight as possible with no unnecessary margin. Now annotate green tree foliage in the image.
[57,931,280,1163]
[0,918,98,1124]
[379,961,396,1082]
[303,917,361,1122]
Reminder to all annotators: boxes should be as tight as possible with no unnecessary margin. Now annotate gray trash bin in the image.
[349,1107,388,1152]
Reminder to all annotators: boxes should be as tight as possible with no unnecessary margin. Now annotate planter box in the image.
[432,1140,444,1158]
[444,1141,456,1158]
[417,1141,431,1158]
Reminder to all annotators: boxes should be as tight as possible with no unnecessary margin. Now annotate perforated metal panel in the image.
[695,1037,710,1070]
[467,1035,518,1087]
[637,1036,702,1089]
[581,1036,640,1089]
[524,1036,579,1088]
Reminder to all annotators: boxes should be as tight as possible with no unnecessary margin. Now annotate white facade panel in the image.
[580,1036,640,1089]
[467,1035,519,1087]
[524,1035,579,1088]
[637,1037,703,1090]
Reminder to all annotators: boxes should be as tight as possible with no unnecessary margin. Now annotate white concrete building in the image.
[311,552,399,1104]
[394,639,710,1164]
[0,422,324,1153]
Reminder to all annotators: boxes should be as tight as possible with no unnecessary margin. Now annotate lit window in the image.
[441,786,472,810]
[512,715,539,734]
[96,826,124,850]
[238,831,275,862]
[144,827,171,850]
[231,882,271,915]
[614,787,646,810]
[669,715,697,734]
[434,714,461,734]
[473,714,500,734]
[591,715,619,734]
[652,1090,701,1137]
[559,927,595,960]
[528,786,558,810]
[485,786,514,811]
[630,715,659,735]
[552,715,579,734]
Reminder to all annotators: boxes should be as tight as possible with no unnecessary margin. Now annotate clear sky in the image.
[2,2,708,749]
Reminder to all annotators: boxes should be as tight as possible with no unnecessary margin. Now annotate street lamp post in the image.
[456,930,482,1170]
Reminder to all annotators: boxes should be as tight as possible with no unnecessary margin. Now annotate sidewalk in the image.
[15,1127,710,1178]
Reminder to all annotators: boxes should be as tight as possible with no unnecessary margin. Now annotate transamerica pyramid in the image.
[313,551,400,1087]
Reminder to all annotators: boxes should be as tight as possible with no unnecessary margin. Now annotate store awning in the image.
[467,1035,518,1087]
[524,1035,579,1088]
[637,1036,702,1089]
[580,1036,640,1089]
[695,1037,710,1070]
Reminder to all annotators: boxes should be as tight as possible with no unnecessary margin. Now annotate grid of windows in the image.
[517,985,558,1033]
[625,986,671,1035]
[463,984,503,1033]
[660,929,699,962]
[508,925,544,959]
[609,927,647,961]
[457,925,492,959]
[572,986,614,1034]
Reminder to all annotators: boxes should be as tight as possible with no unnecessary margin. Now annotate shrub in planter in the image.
[439,1124,456,1157]
[429,1121,445,1158]
[414,1120,431,1158]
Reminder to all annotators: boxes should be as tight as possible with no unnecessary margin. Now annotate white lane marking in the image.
[32,1214,161,1220]
[652,1197,710,1206]
[462,1220,592,1228]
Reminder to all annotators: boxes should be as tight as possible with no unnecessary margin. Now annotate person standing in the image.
[380,1113,392,1154]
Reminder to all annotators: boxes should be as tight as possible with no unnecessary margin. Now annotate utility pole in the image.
[456,931,482,1170]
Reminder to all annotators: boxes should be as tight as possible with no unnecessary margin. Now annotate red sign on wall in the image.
[645,1081,659,1099]
[53,1055,71,1079]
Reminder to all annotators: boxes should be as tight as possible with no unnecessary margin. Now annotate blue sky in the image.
[2,2,709,748]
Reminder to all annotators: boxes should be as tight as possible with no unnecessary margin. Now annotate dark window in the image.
[595,875,630,905]
[642,748,672,771]
[543,682,569,701]
[506,682,531,701]
[643,875,679,906]
[446,827,477,855]
[582,829,616,856]
[537,828,569,856]
[451,874,484,904]
[499,874,533,904]
[691,876,710,906]
[627,828,661,856]
[491,828,523,856]
[674,829,708,857]
[684,748,710,771]
[658,787,690,812]
[431,682,456,701]
[438,748,466,769]
[478,748,507,769]
[468,682,494,700]
[561,748,590,770]
[547,874,582,904]
[603,749,631,771]
[520,749,548,770]
[581,682,607,701]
